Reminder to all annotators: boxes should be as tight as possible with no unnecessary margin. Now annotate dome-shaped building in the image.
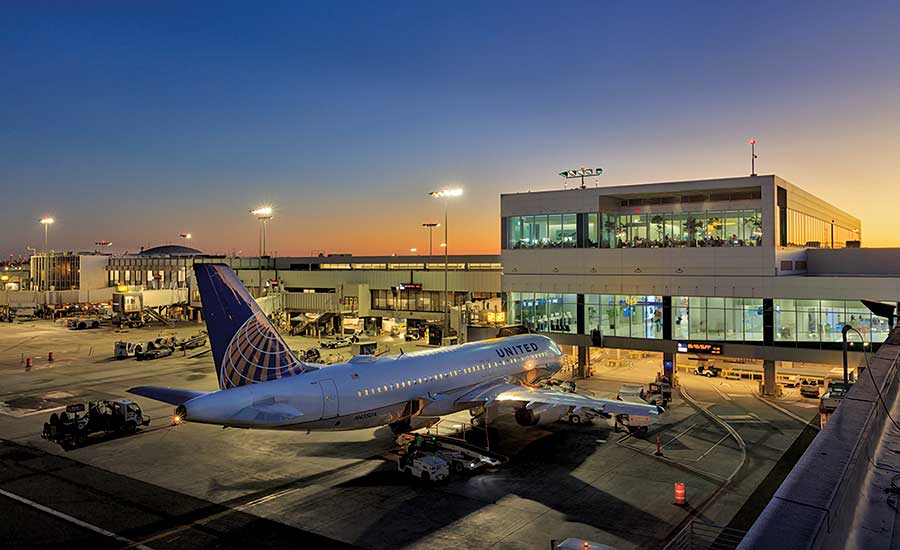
[137,244,202,257]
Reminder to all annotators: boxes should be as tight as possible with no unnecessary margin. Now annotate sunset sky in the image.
[2,2,900,258]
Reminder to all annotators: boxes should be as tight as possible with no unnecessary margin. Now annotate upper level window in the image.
[508,214,577,249]
[507,209,763,249]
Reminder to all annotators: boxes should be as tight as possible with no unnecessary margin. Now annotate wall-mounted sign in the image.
[398,283,422,290]
[677,342,723,355]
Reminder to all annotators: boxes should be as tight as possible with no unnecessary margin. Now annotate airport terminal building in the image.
[501,175,899,387]
[5,173,899,391]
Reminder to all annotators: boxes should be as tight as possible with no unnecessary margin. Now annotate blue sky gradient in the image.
[3,1,900,256]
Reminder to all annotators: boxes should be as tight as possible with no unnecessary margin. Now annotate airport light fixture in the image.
[559,167,603,189]
[429,188,463,336]
[179,233,192,240]
[250,206,274,297]
[39,216,54,292]
[749,138,758,176]
[409,248,417,253]
[422,222,440,256]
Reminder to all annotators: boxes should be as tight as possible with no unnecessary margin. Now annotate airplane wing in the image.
[455,381,662,417]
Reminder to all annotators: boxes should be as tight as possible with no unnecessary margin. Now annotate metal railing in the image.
[665,520,746,550]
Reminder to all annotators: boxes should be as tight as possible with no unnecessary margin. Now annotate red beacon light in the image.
[748,138,756,145]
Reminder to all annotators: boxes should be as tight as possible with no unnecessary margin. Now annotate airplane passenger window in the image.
[357,391,362,397]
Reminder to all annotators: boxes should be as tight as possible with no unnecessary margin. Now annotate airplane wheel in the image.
[569,415,581,425]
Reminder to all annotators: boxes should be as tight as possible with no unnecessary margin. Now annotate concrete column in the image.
[577,346,588,379]
[763,359,776,396]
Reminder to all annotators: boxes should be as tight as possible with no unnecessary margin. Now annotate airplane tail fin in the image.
[194,263,313,390]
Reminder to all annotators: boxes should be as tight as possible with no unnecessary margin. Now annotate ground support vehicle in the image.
[615,384,656,436]
[393,433,505,479]
[693,365,722,378]
[41,400,150,449]
[68,317,102,330]
[320,335,359,349]
[800,379,823,398]
[559,407,598,425]
[647,381,672,407]
[398,454,449,482]
[176,332,207,351]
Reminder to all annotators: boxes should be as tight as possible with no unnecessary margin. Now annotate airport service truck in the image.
[41,400,150,449]
[615,385,654,436]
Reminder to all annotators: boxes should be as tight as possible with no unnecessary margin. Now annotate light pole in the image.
[422,222,440,256]
[429,188,463,339]
[749,138,758,176]
[251,206,273,297]
[39,217,54,291]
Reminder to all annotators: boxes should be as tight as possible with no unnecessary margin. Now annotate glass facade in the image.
[506,209,762,249]
[370,289,483,312]
[506,291,893,349]
[774,299,891,343]
[612,210,762,248]
[507,214,577,248]
[671,297,764,341]
[784,209,859,248]
[585,295,663,339]
[508,292,577,334]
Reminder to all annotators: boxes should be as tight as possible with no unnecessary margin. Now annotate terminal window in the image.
[774,299,891,343]
[672,297,764,342]
[508,292,577,334]
[506,209,762,249]
[585,295,663,339]
[784,209,859,248]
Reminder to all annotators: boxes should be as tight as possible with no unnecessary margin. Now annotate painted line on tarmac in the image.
[0,487,154,550]
[0,335,38,353]
[711,384,733,401]
[662,423,696,449]
[752,392,815,426]
[126,457,375,548]
[693,434,731,462]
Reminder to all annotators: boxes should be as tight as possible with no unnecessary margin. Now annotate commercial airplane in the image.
[129,264,660,432]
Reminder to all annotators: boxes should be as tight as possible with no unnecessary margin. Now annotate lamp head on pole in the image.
[40,217,55,225]
[251,206,273,219]
[429,188,463,198]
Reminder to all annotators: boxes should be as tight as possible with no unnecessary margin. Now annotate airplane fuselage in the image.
[178,333,563,431]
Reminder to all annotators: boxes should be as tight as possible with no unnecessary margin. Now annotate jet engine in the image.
[514,404,569,426]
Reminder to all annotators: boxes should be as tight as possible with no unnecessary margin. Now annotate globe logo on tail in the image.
[219,311,307,389]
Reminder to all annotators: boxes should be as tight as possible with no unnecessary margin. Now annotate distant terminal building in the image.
[193,254,503,338]
[106,244,202,291]
[500,174,896,389]
[29,252,109,291]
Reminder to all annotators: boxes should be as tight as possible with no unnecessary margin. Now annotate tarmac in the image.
[0,320,821,549]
